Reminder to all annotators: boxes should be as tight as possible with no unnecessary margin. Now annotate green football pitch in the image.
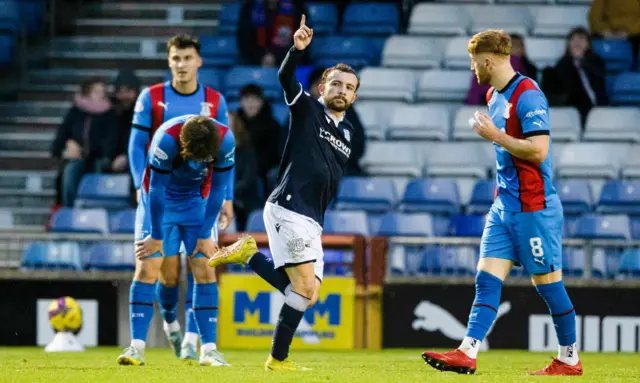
[1,348,638,382]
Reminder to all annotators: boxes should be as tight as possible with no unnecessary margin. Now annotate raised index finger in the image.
[300,14,306,28]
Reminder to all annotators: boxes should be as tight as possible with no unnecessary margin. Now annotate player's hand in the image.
[218,200,234,230]
[135,235,163,259]
[293,15,313,51]
[192,237,219,258]
[472,112,502,142]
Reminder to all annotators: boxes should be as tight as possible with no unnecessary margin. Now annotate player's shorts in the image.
[263,202,325,281]
[480,203,563,275]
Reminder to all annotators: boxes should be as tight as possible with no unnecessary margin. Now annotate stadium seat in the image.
[360,142,422,177]
[618,249,640,278]
[307,3,338,35]
[50,208,109,234]
[246,209,265,232]
[217,1,241,35]
[21,241,83,270]
[341,3,400,36]
[310,35,374,68]
[548,107,581,142]
[452,105,489,141]
[525,38,567,69]
[387,244,413,276]
[271,103,289,126]
[556,143,619,179]
[620,145,640,178]
[0,208,13,228]
[422,143,491,178]
[449,214,485,237]
[419,245,476,276]
[85,243,135,271]
[353,101,402,140]
[376,212,433,237]
[407,4,469,36]
[592,39,633,73]
[572,214,631,240]
[335,177,397,212]
[323,210,369,236]
[631,216,640,240]
[610,72,640,105]
[199,36,238,67]
[562,247,586,278]
[400,178,461,214]
[468,179,495,214]
[417,70,470,102]
[197,68,224,90]
[357,68,416,102]
[469,6,531,36]
[555,179,592,215]
[431,214,451,237]
[382,36,442,69]
[583,107,640,143]
[387,104,450,141]
[109,209,135,234]
[75,174,131,209]
[18,0,46,36]
[443,37,472,69]
[224,67,280,101]
[597,180,640,214]
[531,6,589,38]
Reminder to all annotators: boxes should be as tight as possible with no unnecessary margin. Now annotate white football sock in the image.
[201,342,217,354]
[183,332,198,347]
[558,343,579,366]
[458,336,481,359]
[163,320,180,335]
[131,339,146,351]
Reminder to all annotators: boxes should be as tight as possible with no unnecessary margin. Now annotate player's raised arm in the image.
[128,87,153,190]
[278,14,313,105]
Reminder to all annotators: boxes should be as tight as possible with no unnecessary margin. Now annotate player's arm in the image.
[128,87,152,190]
[212,96,235,201]
[199,130,235,238]
[147,133,179,240]
[493,91,550,164]
[278,14,312,106]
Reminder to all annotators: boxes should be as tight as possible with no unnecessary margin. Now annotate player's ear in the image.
[196,54,203,69]
[317,81,325,95]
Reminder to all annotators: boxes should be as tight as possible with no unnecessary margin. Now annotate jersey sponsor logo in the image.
[153,147,168,160]
[412,300,512,351]
[319,128,351,158]
[157,101,169,111]
[200,102,213,117]
[134,100,144,113]
[525,109,547,119]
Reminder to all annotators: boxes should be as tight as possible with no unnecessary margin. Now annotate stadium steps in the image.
[0,171,56,190]
[27,69,166,86]
[0,189,55,209]
[17,85,78,102]
[81,2,221,21]
[0,132,55,152]
[0,101,69,119]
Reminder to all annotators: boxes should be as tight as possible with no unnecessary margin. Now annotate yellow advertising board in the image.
[219,274,355,349]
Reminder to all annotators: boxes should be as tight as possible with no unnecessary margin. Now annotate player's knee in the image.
[159,269,180,287]
[134,258,162,283]
[292,276,316,300]
[190,258,217,284]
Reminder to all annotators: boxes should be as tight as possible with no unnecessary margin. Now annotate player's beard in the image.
[475,67,491,86]
[325,96,350,112]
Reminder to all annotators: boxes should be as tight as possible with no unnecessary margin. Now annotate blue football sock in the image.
[536,281,576,346]
[249,252,291,294]
[156,282,179,325]
[271,290,309,361]
[193,282,218,345]
[185,273,198,335]
[465,271,503,341]
[129,281,156,342]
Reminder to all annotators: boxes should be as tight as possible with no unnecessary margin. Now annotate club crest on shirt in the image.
[200,102,213,117]
[343,129,351,142]
[134,100,144,113]
[503,102,512,119]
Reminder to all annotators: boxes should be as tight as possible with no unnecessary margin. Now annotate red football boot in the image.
[421,349,477,375]
[529,358,583,376]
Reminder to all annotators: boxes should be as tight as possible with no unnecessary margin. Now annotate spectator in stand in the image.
[307,67,365,175]
[51,77,118,207]
[465,34,537,105]
[237,0,308,67]
[542,27,608,127]
[237,84,283,194]
[589,0,640,68]
[228,112,262,231]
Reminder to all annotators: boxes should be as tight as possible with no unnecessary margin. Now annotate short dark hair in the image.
[321,63,360,91]
[179,116,220,162]
[80,76,107,96]
[240,83,264,99]
[167,34,201,54]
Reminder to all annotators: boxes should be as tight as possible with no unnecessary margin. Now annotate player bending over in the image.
[118,114,234,367]
[421,30,582,376]
[208,15,359,371]
[128,34,233,360]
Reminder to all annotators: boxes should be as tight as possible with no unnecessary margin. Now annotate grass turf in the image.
[0,347,638,383]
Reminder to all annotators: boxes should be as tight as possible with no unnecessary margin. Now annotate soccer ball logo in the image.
[48,296,83,334]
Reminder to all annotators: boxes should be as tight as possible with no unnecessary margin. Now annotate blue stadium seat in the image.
[597,180,640,214]
[109,209,135,234]
[618,249,640,278]
[631,217,640,240]
[431,214,451,237]
[335,177,397,212]
[199,36,238,67]
[224,66,280,101]
[419,246,476,276]
[467,179,495,214]
[0,0,18,66]
[562,247,608,278]
[341,3,400,36]
[18,0,45,36]
[85,243,135,271]
[75,174,131,209]
[246,209,265,232]
[50,208,109,234]
[572,214,630,240]
[217,1,241,35]
[400,178,460,214]
[271,103,289,126]
[310,36,374,68]
[376,212,433,237]
[197,68,224,90]
[21,241,83,270]
[611,72,640,105]
[307,3,338,35]
[555,179,592,215]
[323,210,369,235]
[449,214,485,237]
[592,39,633,73]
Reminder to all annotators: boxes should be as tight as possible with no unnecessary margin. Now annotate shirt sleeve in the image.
[516,89,550,137]
[215,95,229,126]
[128,128,149,189]
[278,46,306,106]
[214,128,236,172]
[132,87,152,130]
[147,132,179,239]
